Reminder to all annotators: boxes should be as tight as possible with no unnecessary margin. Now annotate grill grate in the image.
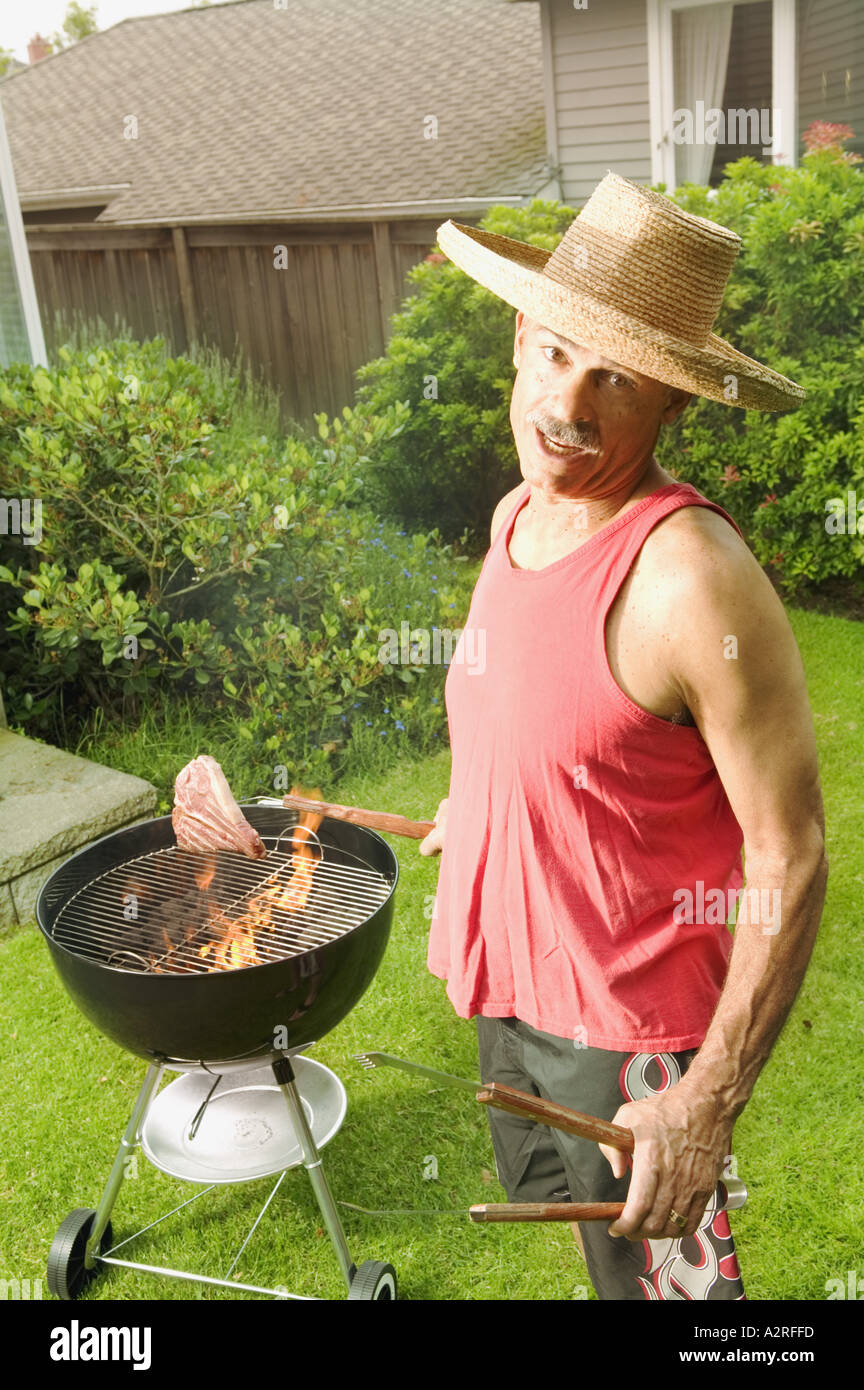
[52,837,392,976]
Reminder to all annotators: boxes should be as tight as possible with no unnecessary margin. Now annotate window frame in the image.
[646,0,798,189]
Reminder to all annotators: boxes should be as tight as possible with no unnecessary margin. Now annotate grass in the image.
[1,605,861,1300]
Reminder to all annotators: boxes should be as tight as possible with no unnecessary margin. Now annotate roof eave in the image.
[92,193,539,228]
[20,185,130,210]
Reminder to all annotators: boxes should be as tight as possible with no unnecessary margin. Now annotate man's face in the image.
[510,313,691,497]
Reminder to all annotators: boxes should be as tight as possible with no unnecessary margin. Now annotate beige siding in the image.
[548,0,652,206]
[798,0,864,158]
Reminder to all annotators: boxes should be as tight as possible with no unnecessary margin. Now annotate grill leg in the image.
[272,1056,356,1292]
[84,1061,163,1268]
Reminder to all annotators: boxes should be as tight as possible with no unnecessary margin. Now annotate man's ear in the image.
[662,388,692,425]
[513,311,529,368]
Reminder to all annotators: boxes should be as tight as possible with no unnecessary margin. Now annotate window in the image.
[700,2,774,184]
[648,0,798,189]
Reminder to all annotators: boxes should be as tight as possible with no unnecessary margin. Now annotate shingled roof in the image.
[0,0,547,226]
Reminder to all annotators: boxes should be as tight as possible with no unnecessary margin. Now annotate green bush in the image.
[0,340,475,784]
[353,200,577,544]
[654,129,864,595]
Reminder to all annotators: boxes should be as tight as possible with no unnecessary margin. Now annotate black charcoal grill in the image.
[36,802,400,1302]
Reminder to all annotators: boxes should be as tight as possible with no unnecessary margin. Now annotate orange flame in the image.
[189,786,324,972]
[193,853,217,893]
[284,785,324,909]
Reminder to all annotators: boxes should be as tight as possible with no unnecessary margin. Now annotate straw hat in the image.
[436,171,804,411]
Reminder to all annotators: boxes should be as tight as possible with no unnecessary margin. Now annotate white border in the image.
[0,95,47,365]
[772,0,798,166]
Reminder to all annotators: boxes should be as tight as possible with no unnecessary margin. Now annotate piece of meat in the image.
[172,755,267,860]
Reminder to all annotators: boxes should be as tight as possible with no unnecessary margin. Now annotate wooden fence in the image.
[24,218,451,422]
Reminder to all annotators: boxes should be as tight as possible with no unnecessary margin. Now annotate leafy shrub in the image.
[0,340,475,784]
[655,127,864,595]
[353,200,577,544]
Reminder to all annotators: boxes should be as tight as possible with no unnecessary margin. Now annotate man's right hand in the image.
[419,798,448,856]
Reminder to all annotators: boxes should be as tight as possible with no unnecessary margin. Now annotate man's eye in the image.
[607,371,633,388]
[542,345,564,362]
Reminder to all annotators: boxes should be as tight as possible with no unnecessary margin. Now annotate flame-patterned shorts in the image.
[475,1015,745,1301]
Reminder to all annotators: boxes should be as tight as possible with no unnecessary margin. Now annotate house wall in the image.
[545,0,653,206]
[23,219,447,423]
[798,0,864,157]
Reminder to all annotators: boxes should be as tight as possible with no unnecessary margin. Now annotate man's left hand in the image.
[598,1083,733,1241]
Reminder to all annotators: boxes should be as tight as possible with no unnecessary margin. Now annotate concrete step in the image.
[0,729,158,932]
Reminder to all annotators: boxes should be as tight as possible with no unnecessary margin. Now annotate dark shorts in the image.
[475,1015,745,1301]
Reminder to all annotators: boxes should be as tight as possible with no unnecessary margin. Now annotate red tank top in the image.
[427,481,745,1051]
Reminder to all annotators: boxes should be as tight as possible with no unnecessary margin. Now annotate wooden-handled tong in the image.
[355,1052,744,1225]
[470,1201,625,1223]
[281,793,434,841]
[355,1053,635,1224]
[477,1082,635,1152]
[470,1082,634,1224]
[358,1050,744,1228]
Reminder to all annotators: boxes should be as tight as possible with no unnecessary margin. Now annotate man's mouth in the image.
[533,425,592,459]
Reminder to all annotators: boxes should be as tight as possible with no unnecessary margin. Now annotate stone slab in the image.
[3,823,151,932]
[0,729,158,884]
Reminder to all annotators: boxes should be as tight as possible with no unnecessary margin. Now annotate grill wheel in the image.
[347,1259,397,1301]
[47,1209,113,1301]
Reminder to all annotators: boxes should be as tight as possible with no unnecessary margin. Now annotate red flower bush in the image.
[801,121,861,163]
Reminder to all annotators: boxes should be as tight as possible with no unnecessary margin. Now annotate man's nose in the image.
[550,364,597,427]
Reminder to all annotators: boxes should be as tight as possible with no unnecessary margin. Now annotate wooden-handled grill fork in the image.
[280,794,435,842]
[355,1053,634,1222]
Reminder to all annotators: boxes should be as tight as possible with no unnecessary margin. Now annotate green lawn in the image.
[1,605,861,1301]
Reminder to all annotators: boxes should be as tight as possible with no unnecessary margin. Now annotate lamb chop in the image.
[172,755,267,860]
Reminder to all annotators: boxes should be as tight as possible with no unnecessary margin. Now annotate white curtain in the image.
[674,2,736,186]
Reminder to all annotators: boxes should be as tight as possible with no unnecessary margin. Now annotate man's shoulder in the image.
[642,496,753,584]
[638,496,783,636]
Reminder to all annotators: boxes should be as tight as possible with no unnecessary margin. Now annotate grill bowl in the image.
[36,806,397,1068]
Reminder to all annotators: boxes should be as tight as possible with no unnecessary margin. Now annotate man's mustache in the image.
[526,411,600,452]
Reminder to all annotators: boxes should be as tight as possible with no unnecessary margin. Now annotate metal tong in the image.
[356,1052,746,1223]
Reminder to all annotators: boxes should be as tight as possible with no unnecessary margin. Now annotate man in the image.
[419,173,828,1300]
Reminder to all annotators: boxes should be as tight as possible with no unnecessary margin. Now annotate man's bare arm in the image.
[603,510,828,1240]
